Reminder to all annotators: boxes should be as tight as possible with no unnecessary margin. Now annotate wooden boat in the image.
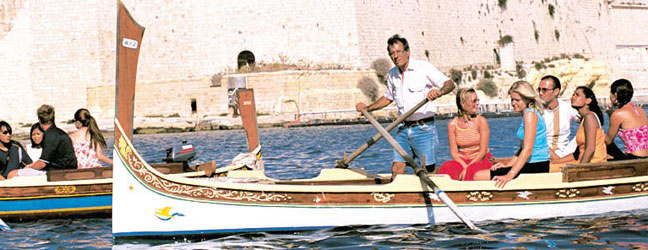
[111,1,648,239]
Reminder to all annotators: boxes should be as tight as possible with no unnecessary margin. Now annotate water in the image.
[2,115,647,249]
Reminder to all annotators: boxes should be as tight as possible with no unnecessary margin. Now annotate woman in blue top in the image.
[474,80,550,188]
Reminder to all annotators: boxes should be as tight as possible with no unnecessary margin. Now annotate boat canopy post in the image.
[115,0,145,141]
[237,89,261,155]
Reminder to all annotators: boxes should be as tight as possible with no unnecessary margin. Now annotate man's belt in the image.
[403,116,435,127]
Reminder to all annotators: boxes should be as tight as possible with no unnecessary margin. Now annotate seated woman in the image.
[605,79,648,160]
[439,88,493,180]
[69,108,112,168]
[549,87,607,166]
[8,123,47,178]
[473,81,550,188]
[26,123,44,160]
[0,121,33,180]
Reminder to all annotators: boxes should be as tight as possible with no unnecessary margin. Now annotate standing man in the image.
[356,34,455,180]
[537,75,579,169]
[25,104,77,171]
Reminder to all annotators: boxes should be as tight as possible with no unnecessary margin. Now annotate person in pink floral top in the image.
[68,109,112,168]
[605,79,648,160]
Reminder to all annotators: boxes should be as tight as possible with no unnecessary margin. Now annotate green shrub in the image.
[516,62,526,79]
[450,68,463,83]
[498,35,514,46]
[471,69,477,80]
[548,4,555,18]
[484,70,492,79]
[357,77,380,102]
[477,78,498,97]
[498,0,507,9]
[534,62,544,70]
[574,53,584,59]
[534,30,539,42]
[554,29,560,41]
[371,58,392,85]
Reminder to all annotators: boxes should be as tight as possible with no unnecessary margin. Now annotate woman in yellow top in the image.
[550,86,607,166]
[439,88,493,180]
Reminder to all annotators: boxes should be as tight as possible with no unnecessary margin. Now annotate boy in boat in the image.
[22,105,77,172]
[355,34,455,180]
[0,121,32,180]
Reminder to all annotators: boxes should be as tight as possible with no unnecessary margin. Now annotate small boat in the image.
[111,1,648,240]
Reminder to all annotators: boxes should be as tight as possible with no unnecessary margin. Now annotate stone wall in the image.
[1,0,647,125]
[87,70,384,122]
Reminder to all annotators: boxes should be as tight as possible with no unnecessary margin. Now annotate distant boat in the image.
[111,1,648,240]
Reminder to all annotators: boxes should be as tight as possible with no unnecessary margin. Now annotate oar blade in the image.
[0,218,12,232]
[436,190,488,233]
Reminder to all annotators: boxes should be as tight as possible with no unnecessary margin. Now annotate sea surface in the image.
[2,115,648,249]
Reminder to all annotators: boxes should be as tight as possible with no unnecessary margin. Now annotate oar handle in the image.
[336,98,429,168]
[360,109,486,233]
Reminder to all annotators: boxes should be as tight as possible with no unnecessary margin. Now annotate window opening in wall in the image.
[191,98,197,114]
[237,51,256,70]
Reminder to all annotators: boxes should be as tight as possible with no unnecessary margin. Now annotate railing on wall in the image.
[292,93,648,125]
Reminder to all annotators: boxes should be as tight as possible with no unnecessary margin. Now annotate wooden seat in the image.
[561,159,648,182]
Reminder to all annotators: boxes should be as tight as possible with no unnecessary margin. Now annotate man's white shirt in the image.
[543,100,580,157]
[384,59,450,121]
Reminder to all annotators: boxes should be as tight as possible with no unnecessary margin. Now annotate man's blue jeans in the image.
[393,120,438,170]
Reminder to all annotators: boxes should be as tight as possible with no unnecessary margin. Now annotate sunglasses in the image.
[537,87,556,93]
[1,131,10,135]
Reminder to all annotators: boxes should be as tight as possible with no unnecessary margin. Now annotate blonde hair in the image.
[456,88,477,119]
[508,80,545,114]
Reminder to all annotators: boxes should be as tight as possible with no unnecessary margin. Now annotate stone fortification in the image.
[0,0,647,127]
[87,70,384,121]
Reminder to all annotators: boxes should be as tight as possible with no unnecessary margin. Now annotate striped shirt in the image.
[455,117,482,159]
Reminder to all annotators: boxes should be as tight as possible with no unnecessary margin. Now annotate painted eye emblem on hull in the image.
[155,207,185,221]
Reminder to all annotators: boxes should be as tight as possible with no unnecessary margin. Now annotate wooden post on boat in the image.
[360,109,486,233]
[115,0,145,141]
[237,89,261,157]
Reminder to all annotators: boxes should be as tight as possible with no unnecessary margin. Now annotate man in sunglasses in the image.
[537,75,579,169]
[0,121,33,180]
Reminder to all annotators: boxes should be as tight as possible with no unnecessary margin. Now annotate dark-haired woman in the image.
[69,109,112,168]
[0,121,32,180]
[550,87,607,165]
[605,79,648,159]
[26,123,44,161]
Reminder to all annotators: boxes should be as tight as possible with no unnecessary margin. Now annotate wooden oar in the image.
[336,98,429,168]
[360,109,486,233]
[0,218,11,232]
